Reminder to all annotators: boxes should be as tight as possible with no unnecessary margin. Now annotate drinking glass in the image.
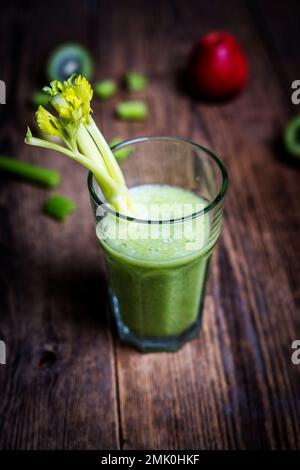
[88,137,228,352]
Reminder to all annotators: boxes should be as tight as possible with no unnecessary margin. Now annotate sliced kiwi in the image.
[284,115,300,158]
[46,43,93,82]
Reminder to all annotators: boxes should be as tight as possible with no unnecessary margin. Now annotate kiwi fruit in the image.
[284,115,300,158]
[46,43,93,82]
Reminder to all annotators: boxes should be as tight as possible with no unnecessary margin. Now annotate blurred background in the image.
[0,0,300,451]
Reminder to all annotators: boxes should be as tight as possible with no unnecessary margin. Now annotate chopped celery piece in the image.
[116,101,148,121]
[109,138,134,163]
[32,91,49,107]
[109,137,122,148]
[0,155,61,188]
[125,72,148,91]
[44,194,76,221]
[94,79,117,100]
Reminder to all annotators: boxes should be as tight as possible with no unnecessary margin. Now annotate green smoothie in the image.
[97,184,216,339]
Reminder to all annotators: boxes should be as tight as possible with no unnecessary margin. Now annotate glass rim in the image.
[87,136,228,225]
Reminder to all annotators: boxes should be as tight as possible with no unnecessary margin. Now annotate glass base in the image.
[110,292,203,353]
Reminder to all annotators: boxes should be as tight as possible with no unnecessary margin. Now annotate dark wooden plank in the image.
[114,0,300,449]
[249,0,300,95]
[0,1,119,450]
[182,0,300,449]
[248,0,300,308]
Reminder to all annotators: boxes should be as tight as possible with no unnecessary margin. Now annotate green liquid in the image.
[98,185,214,338]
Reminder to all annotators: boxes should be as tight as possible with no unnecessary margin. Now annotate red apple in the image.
[188,31,248,99]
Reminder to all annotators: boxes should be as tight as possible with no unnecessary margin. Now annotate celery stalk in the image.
[25,74,133,214]
[0,154,61,188]
[25,129,120,205]
[86,117,125,185]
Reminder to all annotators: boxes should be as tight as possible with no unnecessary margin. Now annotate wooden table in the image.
[0,0,300,450]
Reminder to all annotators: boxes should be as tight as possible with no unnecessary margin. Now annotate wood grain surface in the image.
[0,0,300,450]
